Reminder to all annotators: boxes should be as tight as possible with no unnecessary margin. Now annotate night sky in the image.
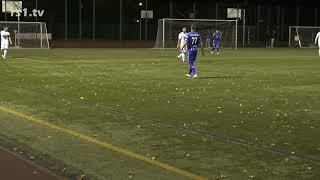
[2,0,319,40]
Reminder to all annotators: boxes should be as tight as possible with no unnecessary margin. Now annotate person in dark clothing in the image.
[270,29,276,48]
[265,29,271,48]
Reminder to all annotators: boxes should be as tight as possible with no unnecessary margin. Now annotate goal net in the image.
[0,21,50,48]
[289,26,320,48]
[154,18,238,49]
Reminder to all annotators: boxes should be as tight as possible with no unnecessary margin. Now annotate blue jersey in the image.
[212,32,220,46]
[213,32,220,41]
[186,32,202,51]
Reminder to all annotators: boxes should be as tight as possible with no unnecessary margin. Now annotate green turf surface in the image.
[0,48,319,179]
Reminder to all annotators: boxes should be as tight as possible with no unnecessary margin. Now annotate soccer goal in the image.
[154,18,238,49]
[289,26,320,48]
[0,21,50,48]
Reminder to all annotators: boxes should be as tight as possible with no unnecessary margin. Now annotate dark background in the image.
[1,0,320,43]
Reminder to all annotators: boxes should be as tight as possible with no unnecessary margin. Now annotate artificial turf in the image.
[0,48,319,179]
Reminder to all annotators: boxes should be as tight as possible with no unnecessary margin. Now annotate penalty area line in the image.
[14,57,52,64]
[0,105,208,180]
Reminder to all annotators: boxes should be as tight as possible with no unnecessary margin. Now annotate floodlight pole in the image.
[40,22,43,48]
[145,0,148,40]
[242,9,246,47]
[65,0,68,40]
[296,7,299,25]
[35,0,38,22]
[281,7,284,40]
[257,4,260,41]
[79,0,82,40]
[139,19,142,40]
[315,8,318,26]
[93,0,96,40]
[169,1,173,18]
[14,30,17,47]
[277,6,280,43]
[288,26,291,47]
[193,1,196,19]
[215,2,218,28]
[169,0,172,41]
[120,0,122,41]
[235,19,238,50]
[267,7,271,25]
[17,15,20,47]
[4,0,7,21]
[162,19,165,48]
[215,2,218,19]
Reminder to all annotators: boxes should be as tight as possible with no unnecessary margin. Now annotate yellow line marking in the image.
[0,105,208,180]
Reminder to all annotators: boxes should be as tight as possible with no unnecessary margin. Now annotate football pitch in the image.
[0,48,319,179]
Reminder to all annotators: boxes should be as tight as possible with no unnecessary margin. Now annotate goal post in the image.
[0,21,50,48]
[289,26,320,48]
[154,18,238,49]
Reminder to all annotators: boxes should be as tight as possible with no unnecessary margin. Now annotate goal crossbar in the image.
[0,21,44,24]
[289,26,320,48]
[155,18,238,49]
[162,18,238,22]
[0,21,50,48]
[289,26,320,28]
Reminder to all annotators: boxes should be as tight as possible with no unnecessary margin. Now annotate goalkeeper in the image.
[315,31,320,56]
[211,30,220,55]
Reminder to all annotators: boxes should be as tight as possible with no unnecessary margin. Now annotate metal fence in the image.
[1,0,319,45]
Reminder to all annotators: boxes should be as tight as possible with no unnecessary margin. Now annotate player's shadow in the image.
[197,76,241,79]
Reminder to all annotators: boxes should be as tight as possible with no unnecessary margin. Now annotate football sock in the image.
[3,50,7,57]
[181,53,186,61]
[192,67,196,74]
[189,66,192,75]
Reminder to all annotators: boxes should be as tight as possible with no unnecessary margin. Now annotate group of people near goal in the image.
[0,25,320,70]
[177,25,221,79]
[177,25,320,79]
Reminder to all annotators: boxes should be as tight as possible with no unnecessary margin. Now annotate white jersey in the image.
[315,32,320,47]
[1,30,10,50]
[178,32,187,47]
[1,31,10,43]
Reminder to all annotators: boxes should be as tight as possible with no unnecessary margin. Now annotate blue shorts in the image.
[188,50,198,63]
[213,40,220,46]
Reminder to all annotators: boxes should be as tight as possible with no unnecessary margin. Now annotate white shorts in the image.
[1,41,9,50]
[180,45,187,53]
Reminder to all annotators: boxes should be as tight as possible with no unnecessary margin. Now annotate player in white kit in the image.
[1,27,12,59]
[314,31,320,56]
[177,27,187,62]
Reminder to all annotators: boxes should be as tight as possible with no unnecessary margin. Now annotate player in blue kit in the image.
[182,25,204,79]
[211,30,220,55]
